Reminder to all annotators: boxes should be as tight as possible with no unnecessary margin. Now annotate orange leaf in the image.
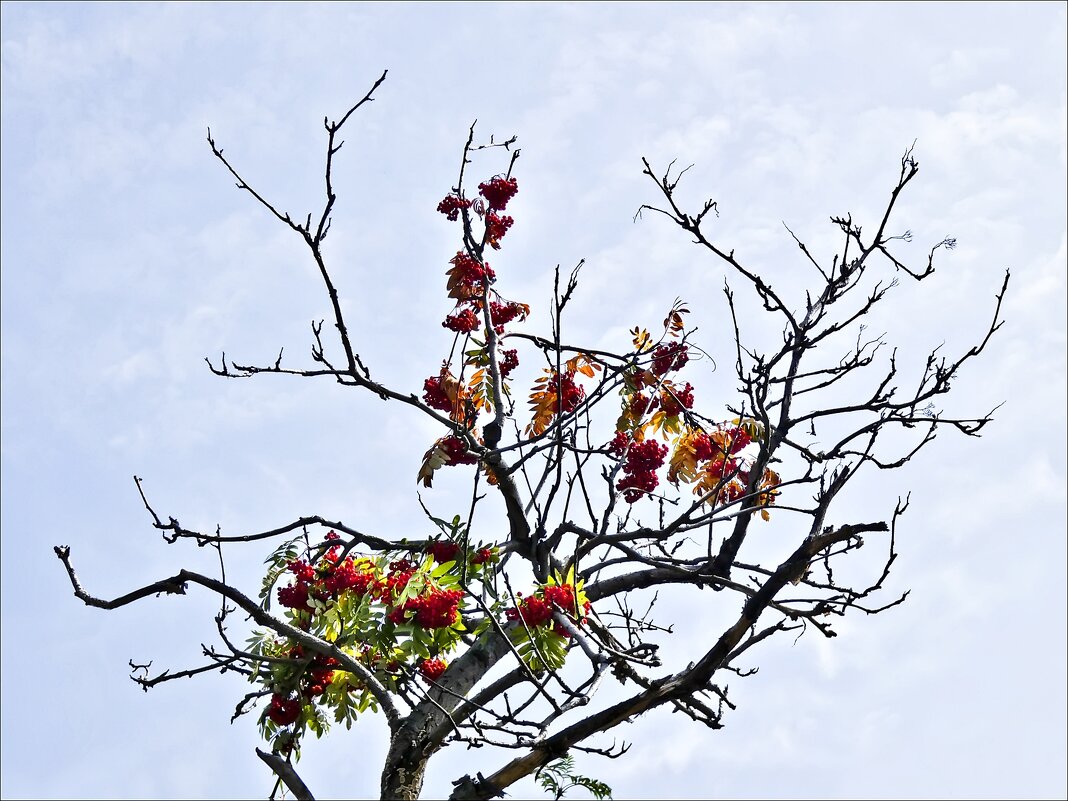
[663,302,690,338]
[565,353,602,379]
[525,369,559,437]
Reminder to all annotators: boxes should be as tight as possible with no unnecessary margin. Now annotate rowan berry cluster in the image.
[489,300,528,332]
[277,548,410,613]
[692,432,714,462]
[612,435,669,503]
[418,657,448,682]
[436,194,471,221]
[660,382,695,417]
[447,252,496,301]
[426,540,498,568]
[424,169,532,485]
[506,593,552,626]
[556,371,586,414]
[438,435,477,466]
[443,308,481,333]
[426,540,462,564]
[268,694,302,726]
[478,176,518,210]
[383,559,416,599]
[629,392,651,418]
[298,649,340,698]
[485,212,514,250]
[387,587,465,628]
[422,375,452,413]
[719,426,752,454]
[277,582,312,611]
[323,557,377,596]
[505,582,589,627]
[499,348,519,378]
[652,342,689,375]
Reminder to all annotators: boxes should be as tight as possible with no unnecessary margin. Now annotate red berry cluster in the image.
[478,176,518,211]
[302,654,340,698]
[629,392,652,418]
[447,252,496,302]
[489,300,528,332]
[692,432,714,462]
[608,430,630,456]
[721,426,752,454]
[615,437,669,503]
[499,348,519,378]
[543,583,577,612]
[322,557,377,596]
[505,593,552,627]
[428,171,530,475]
[383,559,416,600]
[439,435,477,466]
[660,382,695,416]
[443,307,480,334]
[652,342,689,375]
[485,211,514,250]
[470,547,496,565]
[418,657,448,682]
[388,587,464,628]
[436,194,471,221]
[279,546,392,613]
[423,375,453,412]
[426,540,462,564]
[277,581,314,611]
[505,583,589,628]
[268,694,302,726]
[705,457,740,482]
[287,559,317,583]
[556,371,586,414]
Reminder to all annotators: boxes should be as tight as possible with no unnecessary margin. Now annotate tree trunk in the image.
[380,728,431,800]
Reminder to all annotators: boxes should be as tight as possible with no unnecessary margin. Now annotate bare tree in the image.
[56,71,1009,801]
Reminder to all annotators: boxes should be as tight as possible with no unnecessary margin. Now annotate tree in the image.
[55,71,1009,801]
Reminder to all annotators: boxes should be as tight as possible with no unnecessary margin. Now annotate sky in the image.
[1,2,1066,799]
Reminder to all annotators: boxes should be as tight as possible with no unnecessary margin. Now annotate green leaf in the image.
[431,560,457,579]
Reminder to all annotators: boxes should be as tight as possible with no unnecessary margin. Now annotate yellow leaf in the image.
[649,409,667,434]
[630,326,652,352]
[667,427,703,485]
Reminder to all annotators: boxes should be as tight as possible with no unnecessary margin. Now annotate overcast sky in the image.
[2,3,1066,800]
